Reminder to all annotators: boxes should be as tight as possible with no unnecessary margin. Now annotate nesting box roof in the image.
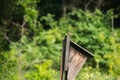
[70,41,94,58]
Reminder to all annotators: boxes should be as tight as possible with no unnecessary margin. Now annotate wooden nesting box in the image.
[60,35,93,80]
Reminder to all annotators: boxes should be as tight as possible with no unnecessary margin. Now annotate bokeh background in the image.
[0,0,120,80]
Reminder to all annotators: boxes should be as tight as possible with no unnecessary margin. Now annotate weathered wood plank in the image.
[60,35,70,80]
[64,35,70,71]
[60,35,93,80]
[67,47,87,80]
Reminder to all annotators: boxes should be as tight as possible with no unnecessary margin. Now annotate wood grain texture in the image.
[64,35,70,71]
[60,35,70,80]
[67,47,87,80]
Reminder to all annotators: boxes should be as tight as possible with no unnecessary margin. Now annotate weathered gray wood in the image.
[60,35,93,80]
[60,35,70,80]
[67,47,87,80]
[64,35,70,71]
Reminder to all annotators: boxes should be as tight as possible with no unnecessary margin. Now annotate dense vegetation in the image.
[0,0,120,80]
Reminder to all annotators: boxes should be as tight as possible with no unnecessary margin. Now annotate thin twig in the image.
[62,0,67,17]
[4,32,13,44]
[21,21,26,37]
[85,0,93,11]
[12,22,22,27]
[96,0,103,9]
[18,50,22,80]
[111,16,114,34]
[18,20,26,80]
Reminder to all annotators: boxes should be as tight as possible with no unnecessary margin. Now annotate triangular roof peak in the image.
[70,41,94,58]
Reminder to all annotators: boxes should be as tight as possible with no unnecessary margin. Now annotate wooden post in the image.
[60,35,93,80]
[60,35,70,80]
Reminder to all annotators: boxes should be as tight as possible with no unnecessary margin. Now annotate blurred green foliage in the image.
[0,0,120,80]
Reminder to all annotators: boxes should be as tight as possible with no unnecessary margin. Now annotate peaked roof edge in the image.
[70,41,94,58]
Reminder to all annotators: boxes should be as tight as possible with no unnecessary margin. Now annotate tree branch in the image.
[96,0,103,9]
[61,0,67,17]
[21,20,26,38]
[85,0,93,11]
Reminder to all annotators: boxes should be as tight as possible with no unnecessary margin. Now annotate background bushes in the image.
[0,0,120,80]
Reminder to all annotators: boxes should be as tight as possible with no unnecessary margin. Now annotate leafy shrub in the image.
[0,7,120,80]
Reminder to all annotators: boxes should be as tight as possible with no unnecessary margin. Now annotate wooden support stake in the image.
[60,35,70,80]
